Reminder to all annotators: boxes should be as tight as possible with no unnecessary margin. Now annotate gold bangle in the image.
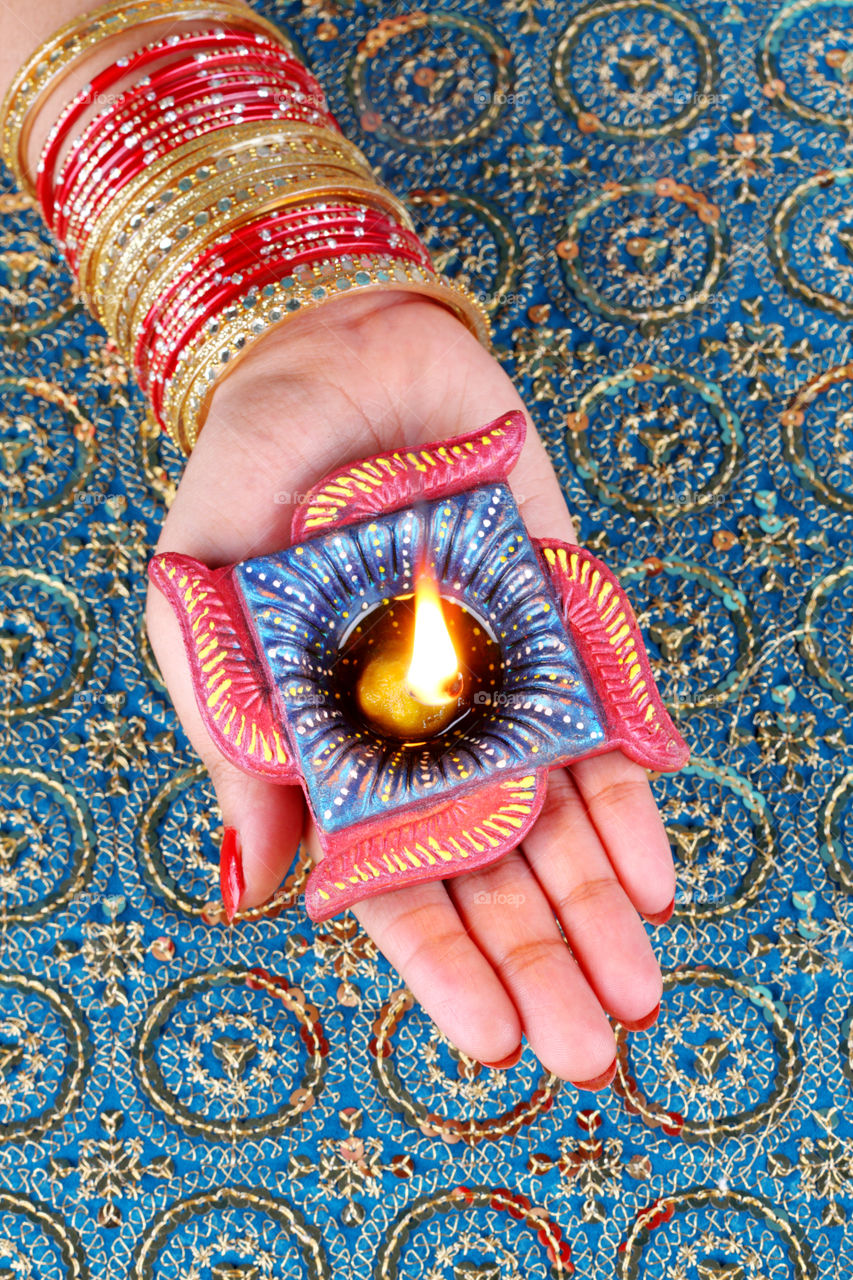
[73,123,300,305]
[135,192,431,371]
[59,104,356,250]
[76,122,392,308]
[98,121,378,300]
[96,159,397,341]
[96,136,376,309]
[161,256,491,451]
[113,175,411,354]
[1,0,298,193]
[110,167,389,350]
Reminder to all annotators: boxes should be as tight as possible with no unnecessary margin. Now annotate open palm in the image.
[147,291,675,1087]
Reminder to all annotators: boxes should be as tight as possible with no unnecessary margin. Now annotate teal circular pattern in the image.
[618,1186,814,1278]
[556,179,726,328]
[0,567,97,722]
[0,767,95,923]
[0,973,90,1142]
[0,378,97,526]
[135,969,328,1140]
[818,769,853,893]
[620,557,758,710]
[132,1187,330,1279]
[782,364,853,511]
[661,758,776,918]
[0,1193,89,1280]
[138,768,221,917]
[770,168,853,318]
[408,188,519,314]
[760,0,853,130]
[373,1187,573,1279]
[552,0,717,139]
[800,561,853,701]
[567,363,742,516]
[0,187,77,338]
[348,13,512,149]
[615,967,800,1144]
[367,986,562,1145]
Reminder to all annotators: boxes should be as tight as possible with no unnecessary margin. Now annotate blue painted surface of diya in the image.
[149,411,689,920]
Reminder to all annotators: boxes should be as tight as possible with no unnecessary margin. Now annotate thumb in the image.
[146,581,305,921]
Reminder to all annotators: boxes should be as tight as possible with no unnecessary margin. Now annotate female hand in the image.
[147,291,675,1087]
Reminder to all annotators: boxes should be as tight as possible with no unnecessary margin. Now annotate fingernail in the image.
[220,826,245,923]
[570,1056,617,1091]
[621,1001,661,1032]
[481,1044,523,1069]
[643,896,675,926]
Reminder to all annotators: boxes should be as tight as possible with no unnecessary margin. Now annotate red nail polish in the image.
[570,1056,617,1091]
[621,1001,661,1032]
[220,827,245,923]
[643,896,675,926]
[482,1044,523,1069]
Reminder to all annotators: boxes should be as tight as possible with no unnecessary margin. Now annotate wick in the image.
[406,670,463,707]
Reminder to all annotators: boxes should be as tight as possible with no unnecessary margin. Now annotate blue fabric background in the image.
[1,0,852,1274]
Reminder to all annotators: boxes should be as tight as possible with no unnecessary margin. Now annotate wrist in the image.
[202,288,483,441]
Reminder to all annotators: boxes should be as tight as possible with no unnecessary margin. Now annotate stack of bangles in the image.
[0,0,491,453]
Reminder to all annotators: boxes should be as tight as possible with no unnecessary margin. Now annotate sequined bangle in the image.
[88,123,376,279]
[54,89,333,262]
[133,201,416,387]
[89,154,393,332]
[141,226,435,395]
[0,0,298,192]
[72,125,374,306]
[61,112,371,269]
[18,0,492,457]
[38,28,326,221]
[52,60,334,248]
[134,181,432,381]
[160,257,491,452]
[130,204,430,380]
[104,160,402,349]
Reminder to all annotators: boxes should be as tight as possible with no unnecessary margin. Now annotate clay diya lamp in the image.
[149,410,688,921]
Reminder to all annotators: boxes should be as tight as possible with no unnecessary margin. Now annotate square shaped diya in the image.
[150,410,688,920]
[235,482,606,833]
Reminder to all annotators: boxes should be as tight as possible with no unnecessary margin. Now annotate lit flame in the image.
[407,571,461,706]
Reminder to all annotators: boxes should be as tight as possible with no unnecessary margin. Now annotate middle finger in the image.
[446,849,616,1084]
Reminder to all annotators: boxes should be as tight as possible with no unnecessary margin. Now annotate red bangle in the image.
[53,62,330,236]
[132,204,387,374]
[56,90,336,260]
[138,220,429,388]
[146,239,431,413]
[51,48,330,232]
[137,202,425,342]
[134,200,376,360]
[37,28,318,220]
[140,212,422,362]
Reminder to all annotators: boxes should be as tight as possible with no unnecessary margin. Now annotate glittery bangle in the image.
[160,256,491,451]
[1,0,299,192]
[75,124,380,307]
[142,230,434,395]
[92,149,388,330]
[63,112,368,255]
[104,157,393,348]
[52,55,333,245]
[38,29,325,222]
[55,87,333,259]
[131,203,428,379]
[140,185,435,386]
[133,201,415,387]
